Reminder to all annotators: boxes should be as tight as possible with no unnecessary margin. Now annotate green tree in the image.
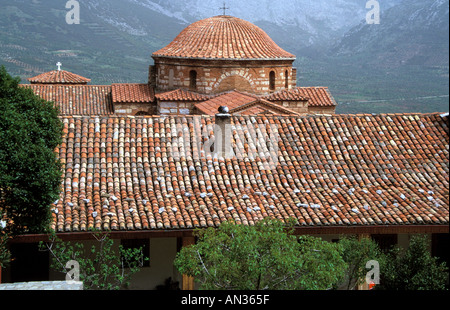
[336,235,385,290]
[174,218,347,290]
[0,231,11,269]
[377,234,448,290]
[39,232,149,290]
[0,65,63,235]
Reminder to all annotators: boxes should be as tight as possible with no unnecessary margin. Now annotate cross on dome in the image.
[56,62,62,71]
[219,2,229,15]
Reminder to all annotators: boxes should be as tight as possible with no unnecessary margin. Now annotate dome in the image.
[153,15,295,60]
[28,70,91,85]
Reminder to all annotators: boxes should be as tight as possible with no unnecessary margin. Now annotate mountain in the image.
[131,0,403,47]
[0,0,186,83]
[333,0,449,68]
[0,0,403,83]
[322,0,449,113]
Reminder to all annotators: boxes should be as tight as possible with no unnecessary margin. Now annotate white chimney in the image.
[214,106,233,159]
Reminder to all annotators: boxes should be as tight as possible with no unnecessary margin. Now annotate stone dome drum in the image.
[153,15,296,60]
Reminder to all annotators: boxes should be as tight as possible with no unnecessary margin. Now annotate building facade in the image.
[4,14,447,290]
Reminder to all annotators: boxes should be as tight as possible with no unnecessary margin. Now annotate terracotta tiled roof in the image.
[27,70,91,84]
[230,98,301,116]
[155,89,210,101]
[195,91,300,116]
[264,87,337,107]
[51,113,449,232]
[195,91,260,115]
[153,15,296,60]
[21,84,113,115]
[111,84,155,103]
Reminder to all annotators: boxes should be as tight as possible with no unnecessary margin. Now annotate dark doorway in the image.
[9,243,49,283]
[432,233,450,265]
[371,234,398,253]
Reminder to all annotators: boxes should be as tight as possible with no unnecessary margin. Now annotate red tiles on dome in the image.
[28,70,91,85]
[153,15,296,60]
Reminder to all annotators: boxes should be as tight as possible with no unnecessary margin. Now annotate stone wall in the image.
[308,106,337,115]
[271,100,309,114]
[152,57,296,95]
[114,103,157,116]
[158,101,196,115]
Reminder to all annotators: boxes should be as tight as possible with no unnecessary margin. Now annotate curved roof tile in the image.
[28,70,91,85]
[51,113,449,232]
[153,15,296,60]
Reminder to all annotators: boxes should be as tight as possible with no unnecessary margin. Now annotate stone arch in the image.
[285,70,289,89]
[269,70,276,91]
[214,74,254,94]
[189,70,197,91]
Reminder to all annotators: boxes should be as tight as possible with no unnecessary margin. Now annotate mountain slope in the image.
[0,0,185,83]
[319,0,449,113]
[134,0,402,48]
[333,0,449,68]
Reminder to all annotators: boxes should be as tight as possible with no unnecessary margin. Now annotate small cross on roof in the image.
[56,62,62,71]
[220,2,229,15]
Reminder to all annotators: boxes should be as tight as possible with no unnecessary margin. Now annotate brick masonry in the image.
[114,103,157,116]
[152,57,296,95]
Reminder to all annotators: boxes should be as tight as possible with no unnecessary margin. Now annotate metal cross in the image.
[220,2,229,15]
[56,62,62,71]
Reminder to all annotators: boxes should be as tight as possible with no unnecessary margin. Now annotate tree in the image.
[336,235,384,290]
[39,232,149,290]
[0,231,11,269]
[0,66,63,235]
[174,218,347,290]
[377,234,449,290]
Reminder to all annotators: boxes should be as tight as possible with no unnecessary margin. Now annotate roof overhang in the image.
[9,225,449,243]
[152,54,297,62]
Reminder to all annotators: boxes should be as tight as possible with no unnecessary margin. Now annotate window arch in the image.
[189,70,197,90]
[285,70,289,89]
[269,70,276,91]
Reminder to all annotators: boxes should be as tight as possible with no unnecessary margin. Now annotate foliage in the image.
[0,65,63,235]
[336,235,385,290]
[0,232,11,269]
[174,218,347,290]
[39,232,149,290]
[377,235,449,290]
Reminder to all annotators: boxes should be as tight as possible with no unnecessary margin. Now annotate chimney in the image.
[214,106,232,159]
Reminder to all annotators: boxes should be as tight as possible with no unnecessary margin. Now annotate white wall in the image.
[128,237,181,290]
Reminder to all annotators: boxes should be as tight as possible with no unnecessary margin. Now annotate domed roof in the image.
[153,15,295,60]
[28,70,91,85]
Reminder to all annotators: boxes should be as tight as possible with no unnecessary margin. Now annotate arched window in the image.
[269,70,276,91]
[285,70,289,89]
[189,70,197,90]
